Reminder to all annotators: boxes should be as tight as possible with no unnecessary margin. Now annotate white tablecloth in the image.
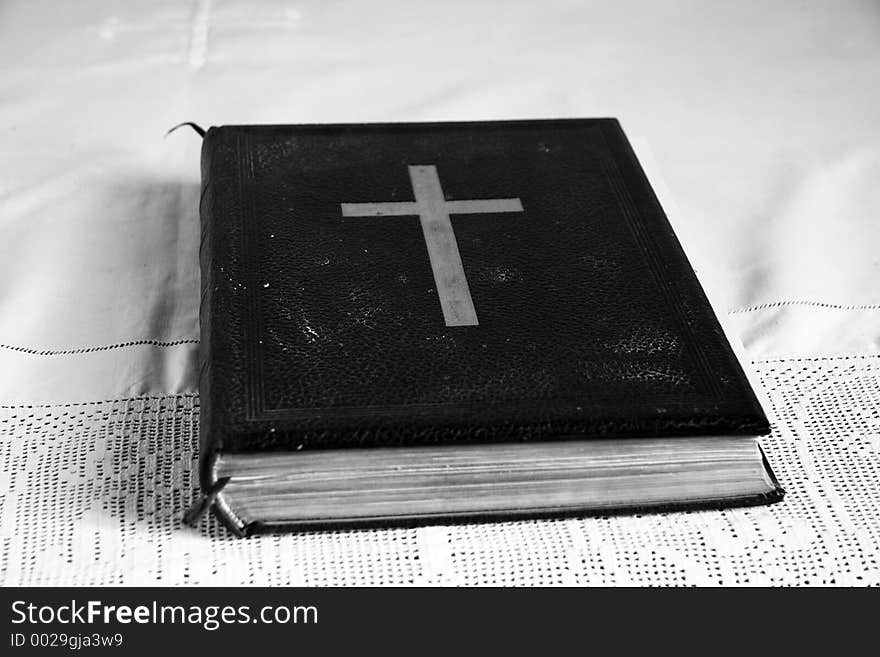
[2,0,879,586]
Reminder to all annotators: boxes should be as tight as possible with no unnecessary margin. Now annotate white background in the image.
[1,0,879,585]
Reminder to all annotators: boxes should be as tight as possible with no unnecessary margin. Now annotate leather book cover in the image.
[197,118,771,528]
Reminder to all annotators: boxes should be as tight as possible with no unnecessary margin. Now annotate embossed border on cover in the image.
[235,121,719,422]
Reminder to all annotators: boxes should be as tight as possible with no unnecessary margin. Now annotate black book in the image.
[194,118,783,536]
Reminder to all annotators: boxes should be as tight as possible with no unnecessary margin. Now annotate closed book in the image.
[194,118,782,536]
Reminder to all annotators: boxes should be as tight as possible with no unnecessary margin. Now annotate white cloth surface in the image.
[1,0,879,585]
[3,357,880,586]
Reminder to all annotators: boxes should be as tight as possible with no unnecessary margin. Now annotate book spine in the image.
[197,130,247,536]
[197,132,215,492]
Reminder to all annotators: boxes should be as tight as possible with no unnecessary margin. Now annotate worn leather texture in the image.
[199,119,769,475]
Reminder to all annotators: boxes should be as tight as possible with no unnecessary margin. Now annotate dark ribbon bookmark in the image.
[182,476,230,527]
[165,121,206,138]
